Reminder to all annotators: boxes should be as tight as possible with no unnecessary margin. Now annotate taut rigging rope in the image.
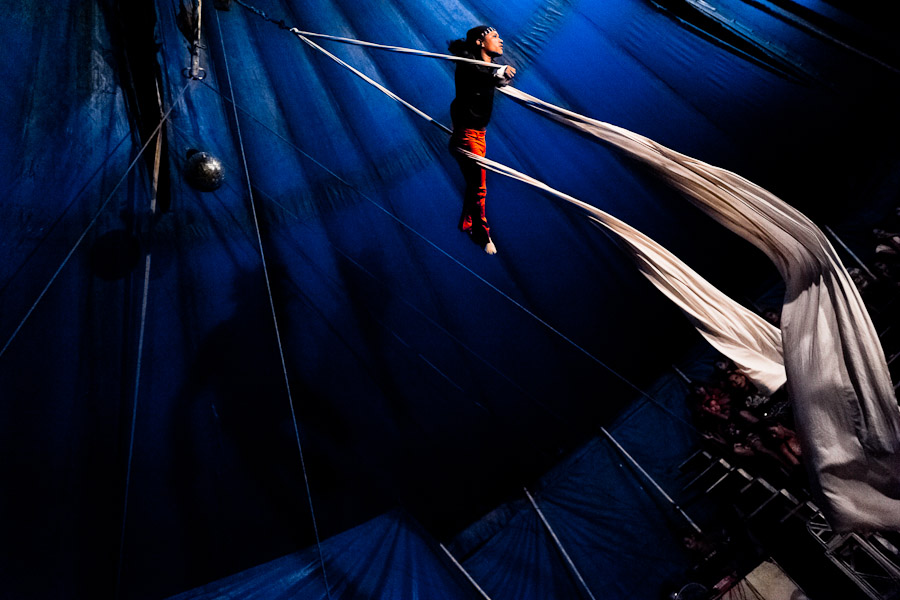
[218,2,708,434]
[0,81,192,360]
[213,9,333,598]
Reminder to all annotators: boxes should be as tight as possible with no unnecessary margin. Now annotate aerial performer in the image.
[448,26,516,255]
[211,4,900,531]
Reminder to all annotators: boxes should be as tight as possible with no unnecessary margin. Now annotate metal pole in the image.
[188,0,206,79]
[825,225,877,281]
[525,488,599,600]
[439,544,493,600]
[672,365,692,384]
[600,427,702,534]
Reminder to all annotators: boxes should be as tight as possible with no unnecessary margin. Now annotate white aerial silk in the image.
[269,23,900,530]
[498,87,900,531]
[455,147,786,395]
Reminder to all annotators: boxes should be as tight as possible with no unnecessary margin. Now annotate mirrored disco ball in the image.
[185,150,225,191]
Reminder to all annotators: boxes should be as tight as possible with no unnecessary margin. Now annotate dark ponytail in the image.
[448,25,493,57]
[448,38,470,57]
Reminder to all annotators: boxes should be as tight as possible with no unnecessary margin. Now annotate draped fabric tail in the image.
[457,147,786,394]
[499,86,900,531]
[587,216,785,395]
[229,17,900,530]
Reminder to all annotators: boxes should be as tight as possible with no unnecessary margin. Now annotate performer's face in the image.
[480,30,504,57]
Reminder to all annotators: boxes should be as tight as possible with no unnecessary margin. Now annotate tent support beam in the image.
[188,0,206,80]
[825,225,878,281]
[600,427,702,534]
[439,544,493,600]
[525,488,599,600]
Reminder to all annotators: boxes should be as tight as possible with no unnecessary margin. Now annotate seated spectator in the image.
[745,431,795,472]
[761,308,781,327]
[711,358,735,386]
[690,384,733,427]
[764,422,802,468]
[724,372,771,425]
[876,243,898,259]
[873,228,900,255]
[725,372,752,399]
[874,261,900,286]
[848,267,873,295]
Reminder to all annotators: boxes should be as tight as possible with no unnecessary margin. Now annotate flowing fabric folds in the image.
[498,86,900,531]
[276,22,789,392]
[257,16,899,528]
[457,145,786,394]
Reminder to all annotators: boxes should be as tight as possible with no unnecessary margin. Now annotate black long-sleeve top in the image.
[450,55,512,131]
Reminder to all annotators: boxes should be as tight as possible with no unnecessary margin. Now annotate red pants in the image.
[449,129,490,243]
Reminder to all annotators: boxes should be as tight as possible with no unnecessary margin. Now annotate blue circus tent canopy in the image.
[165,510,486,600]
[1,0,899,598]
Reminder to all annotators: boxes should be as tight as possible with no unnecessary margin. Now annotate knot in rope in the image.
[234,0,290,30]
